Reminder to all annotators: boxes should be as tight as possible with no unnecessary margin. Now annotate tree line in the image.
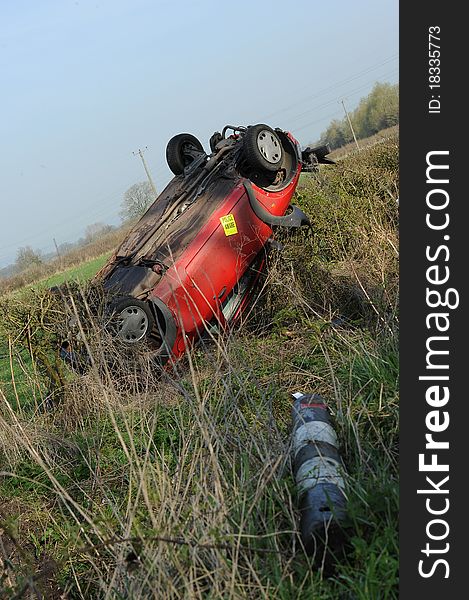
[0,181,155,280]
[319,82,399,150]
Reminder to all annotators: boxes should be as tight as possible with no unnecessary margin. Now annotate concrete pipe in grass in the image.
[291,392,347,558]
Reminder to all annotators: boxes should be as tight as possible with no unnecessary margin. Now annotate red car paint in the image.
[95,125,329,364]
[153,172,300,355]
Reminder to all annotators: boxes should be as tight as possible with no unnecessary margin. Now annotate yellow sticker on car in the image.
[219,214,238,236]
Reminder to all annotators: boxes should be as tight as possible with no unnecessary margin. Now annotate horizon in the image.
[0,0,398,269]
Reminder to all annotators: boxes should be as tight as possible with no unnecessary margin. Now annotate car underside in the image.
[91,124,333,364]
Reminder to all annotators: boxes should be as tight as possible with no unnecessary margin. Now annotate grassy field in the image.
[0,254,110,408]
[0,133,399,599]
[328,125,399,161]
[33,253,111,290]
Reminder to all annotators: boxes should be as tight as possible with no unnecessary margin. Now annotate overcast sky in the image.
[0,0,398,268]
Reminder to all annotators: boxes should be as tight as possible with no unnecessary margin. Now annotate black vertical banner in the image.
[400,2,467,596]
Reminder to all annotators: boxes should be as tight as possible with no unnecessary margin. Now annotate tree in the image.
[322,119,350,149]
[317,81,399,150]
[84,222,114,244]
[364,82,399,133]
[120,181,155,222]
[15,246,42,272]
[58,241,75,255]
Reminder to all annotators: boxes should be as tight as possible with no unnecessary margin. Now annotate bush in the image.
[0,134,399,598]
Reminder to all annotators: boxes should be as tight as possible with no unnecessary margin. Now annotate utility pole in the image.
[340,99,360,150]
[53,237,63,267]
[133,147,157,196]
[53,238,61,259]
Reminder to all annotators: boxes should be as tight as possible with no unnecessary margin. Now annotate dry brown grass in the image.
[1,134,399,598]
[329,125,399,161]
[0,307,398,597]
[0,226,132,296]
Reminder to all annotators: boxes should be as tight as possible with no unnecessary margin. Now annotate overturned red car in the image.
[95,124,333,364]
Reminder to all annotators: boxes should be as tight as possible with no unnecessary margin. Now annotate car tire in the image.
[243,124,283,173]
[166,133,205,175]
[109,297,155,344]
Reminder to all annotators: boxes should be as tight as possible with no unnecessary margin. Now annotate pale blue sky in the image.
[0,0,398,267]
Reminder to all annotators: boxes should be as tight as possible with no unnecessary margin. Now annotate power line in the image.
[263,54,399,121]
[291,109,344,134]
[284,68,398,128]
[290,70,399,136]
[49,64,399,222]
[141,68,398,160]
[1,58,399,264]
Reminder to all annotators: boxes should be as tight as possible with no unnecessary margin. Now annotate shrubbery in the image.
[0,133,399,598]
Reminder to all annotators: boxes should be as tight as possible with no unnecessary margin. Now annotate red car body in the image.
[153,170,300,356]
[95,126,330,364]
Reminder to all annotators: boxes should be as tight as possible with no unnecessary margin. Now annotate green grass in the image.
[0,344,44,411]
[0,253,111,413]
[0,133,399,599]
[36,252,111,289]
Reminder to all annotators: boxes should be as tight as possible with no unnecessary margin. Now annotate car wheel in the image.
[243,124,283,173]
[166,133,205,175]
[109,297,155,343]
